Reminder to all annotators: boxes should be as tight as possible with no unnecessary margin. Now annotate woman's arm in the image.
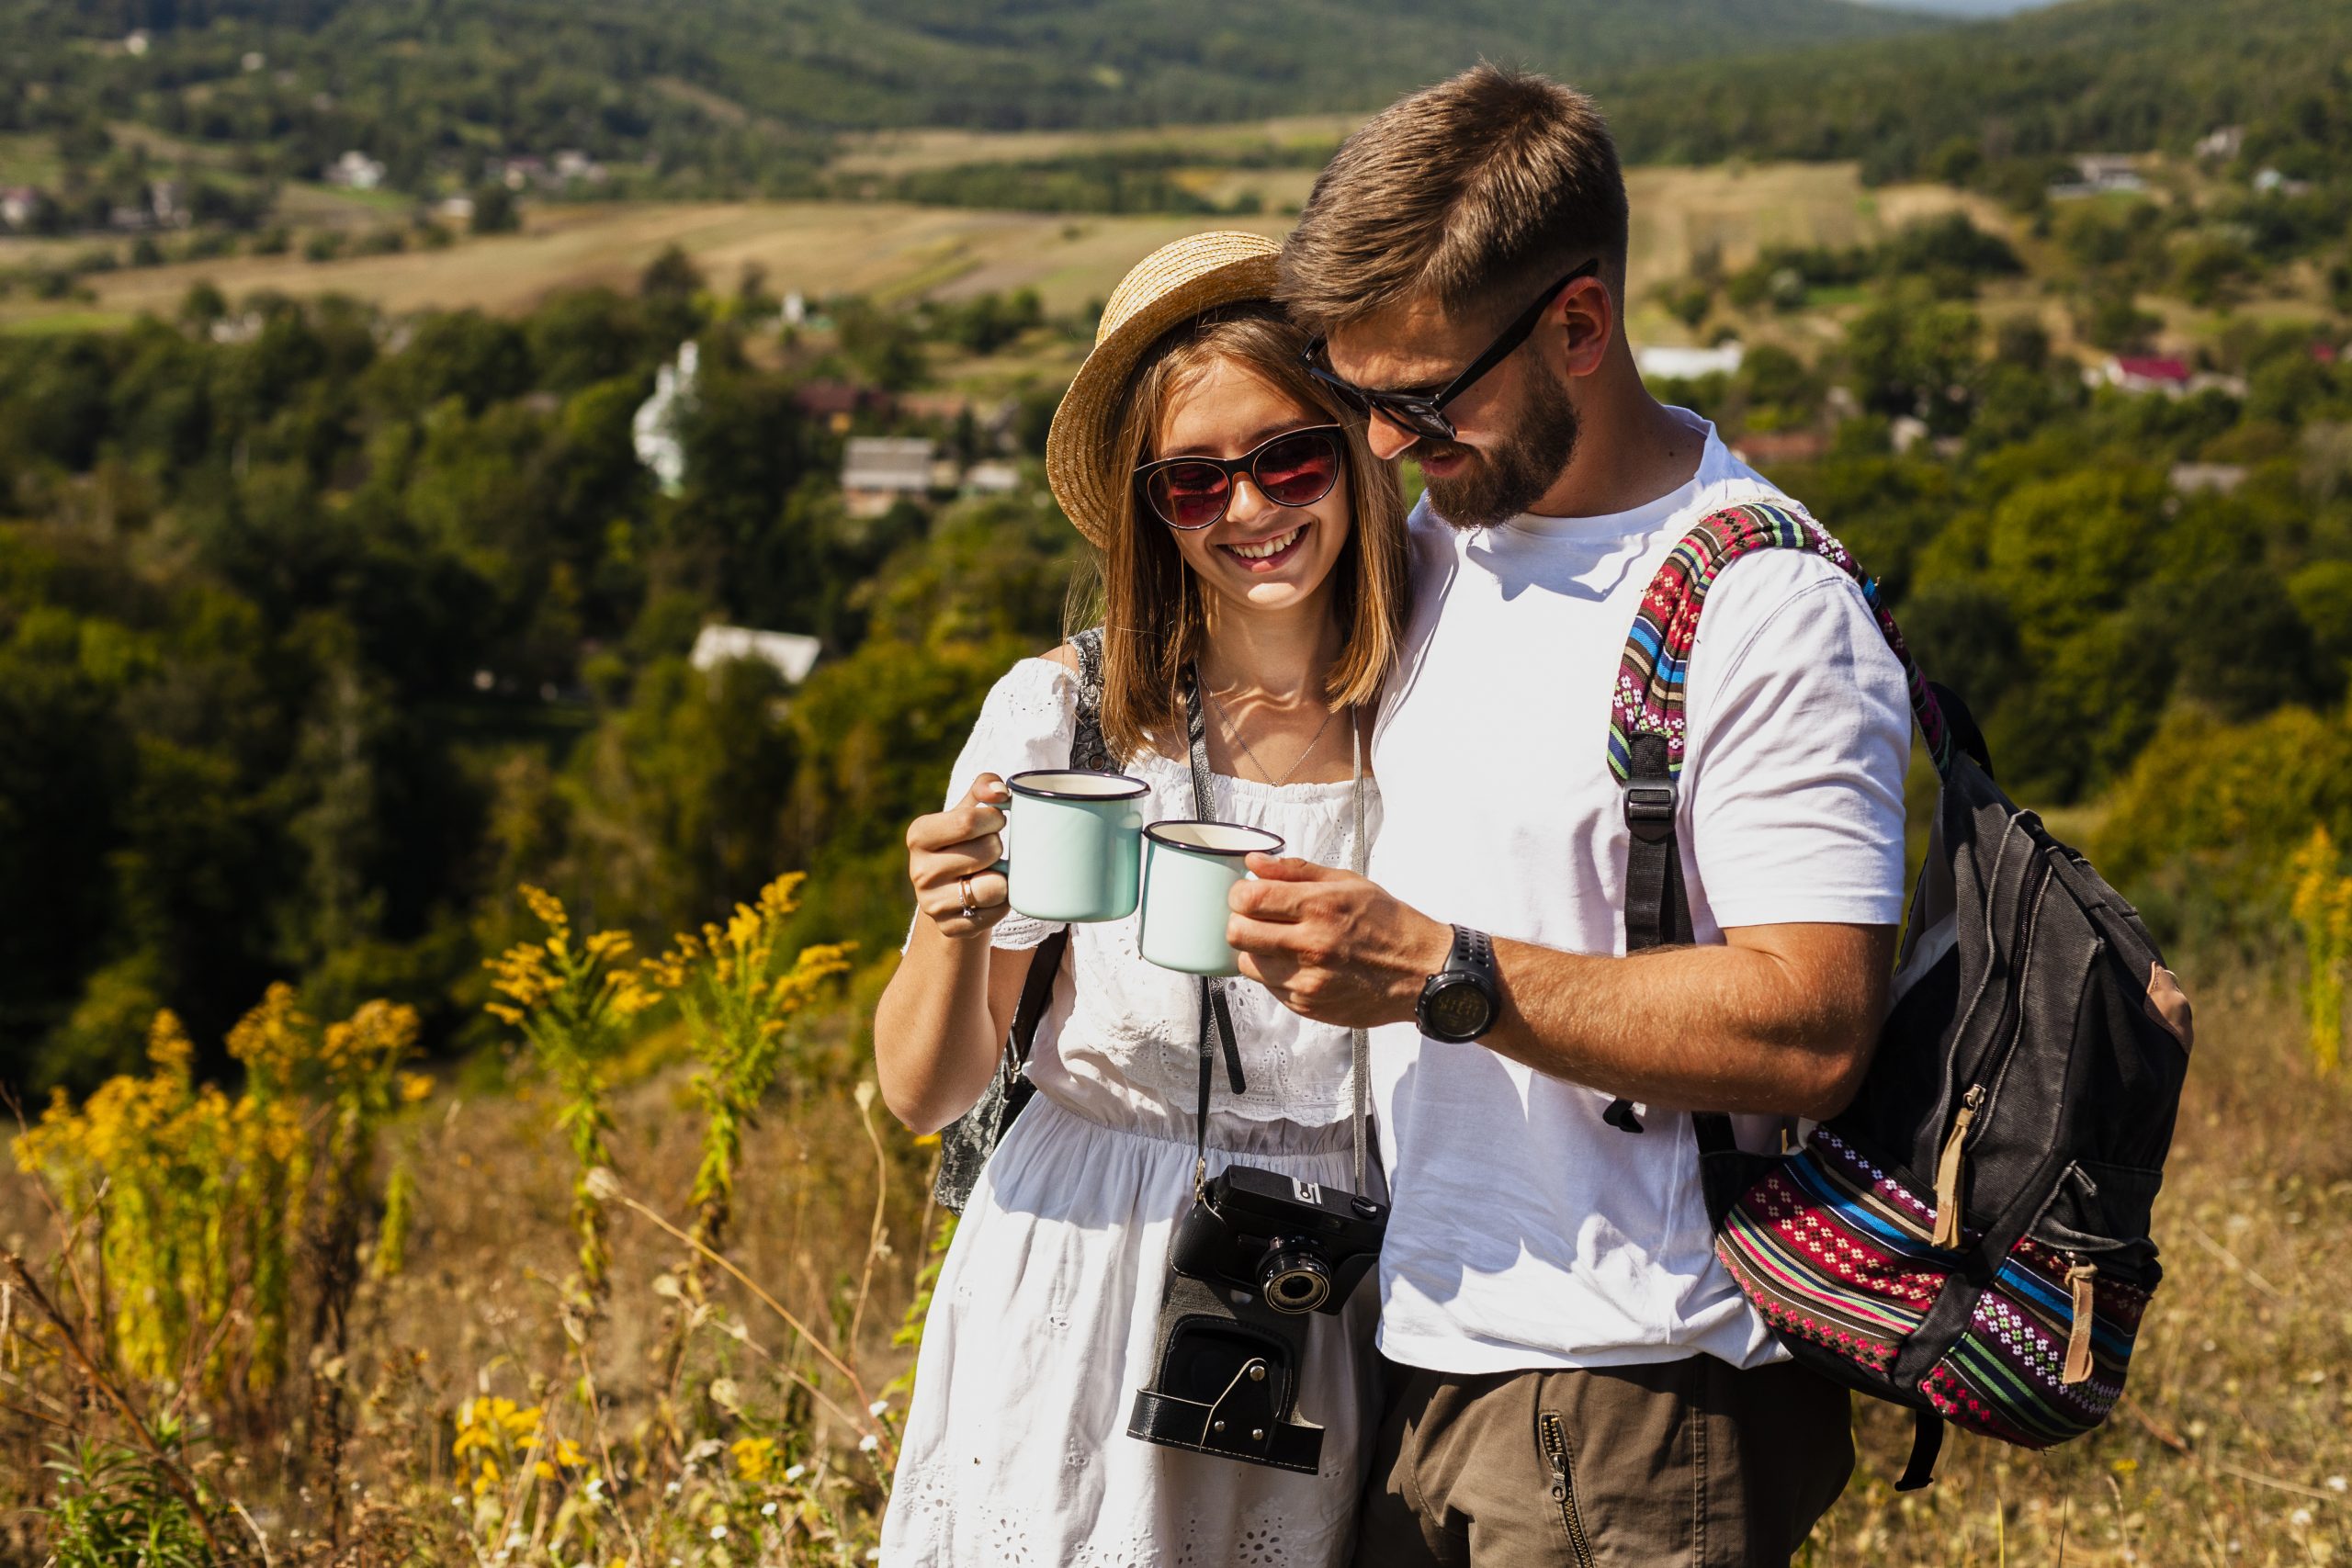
[873,773,1040,1134]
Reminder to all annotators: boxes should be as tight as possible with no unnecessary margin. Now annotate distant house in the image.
[1,187,40,231]
[1730,429,1827,467]
[326,151,388,191]
[1636,343,1744,381]
[2095,356,2192,395]
[2169,463,2246,495]
[2195,126,2245,162]
[690,626,821,687]
[842,437,940,516]
[2050,155,2145,199]
[2254,168,2313,197]
[963,460,1022,496]
[794,380,894,434]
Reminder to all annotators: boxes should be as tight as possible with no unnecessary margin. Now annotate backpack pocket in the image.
[1919,1158,2162,1448]
[1713,1126,1951,1391]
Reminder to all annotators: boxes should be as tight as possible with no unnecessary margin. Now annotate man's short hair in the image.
[1279,64,1628,338]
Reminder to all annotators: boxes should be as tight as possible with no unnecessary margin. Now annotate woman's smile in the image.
[1220,520,1311,570]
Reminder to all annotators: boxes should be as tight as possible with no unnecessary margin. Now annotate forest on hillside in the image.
[6,219,2352,1092]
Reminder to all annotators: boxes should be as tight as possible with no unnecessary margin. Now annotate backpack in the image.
[931,628,1113,1214]
[1604,500,2196,1489]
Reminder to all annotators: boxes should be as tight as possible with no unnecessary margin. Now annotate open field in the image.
[827,112,1370,177]
[0,947,2341,1562]
[0,162,1994,337]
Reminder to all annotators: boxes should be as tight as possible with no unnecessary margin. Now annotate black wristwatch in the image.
[1417,925,1500,1043]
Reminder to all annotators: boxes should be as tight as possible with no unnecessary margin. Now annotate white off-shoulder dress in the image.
[880,657,1385,1568]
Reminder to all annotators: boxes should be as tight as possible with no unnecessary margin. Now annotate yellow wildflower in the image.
[731,1434,779,1481]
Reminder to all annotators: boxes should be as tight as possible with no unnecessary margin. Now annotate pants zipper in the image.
[1539,1411,1596,1568]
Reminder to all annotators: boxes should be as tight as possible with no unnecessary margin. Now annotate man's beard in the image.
[1420,358,1581,530]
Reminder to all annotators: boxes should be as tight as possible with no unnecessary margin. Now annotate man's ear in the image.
[1556,275,1615,379]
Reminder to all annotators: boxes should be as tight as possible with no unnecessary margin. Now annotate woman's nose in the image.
[1226,474,1279,525]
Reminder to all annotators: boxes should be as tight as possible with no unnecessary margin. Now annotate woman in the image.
[875,231,1410,1565]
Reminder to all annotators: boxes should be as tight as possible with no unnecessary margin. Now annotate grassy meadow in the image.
[3,910,2346,1563]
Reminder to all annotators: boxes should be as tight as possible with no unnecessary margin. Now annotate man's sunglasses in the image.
[1134,423,1345,530]
[1302,258,1600,444]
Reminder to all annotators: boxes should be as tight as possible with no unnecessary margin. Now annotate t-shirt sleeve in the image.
[933,658,1080,952]
[1681,556,1912,930]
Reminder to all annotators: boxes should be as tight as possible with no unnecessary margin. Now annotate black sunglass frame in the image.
[1302,258,1601,443]
[1132,423,1347,531]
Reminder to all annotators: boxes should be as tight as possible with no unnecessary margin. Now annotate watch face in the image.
[1426,979,1493,1040]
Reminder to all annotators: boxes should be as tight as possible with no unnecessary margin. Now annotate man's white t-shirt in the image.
[1367,409,1914,1375]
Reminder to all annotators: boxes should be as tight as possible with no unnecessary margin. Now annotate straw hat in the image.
[1046,231,1283,547]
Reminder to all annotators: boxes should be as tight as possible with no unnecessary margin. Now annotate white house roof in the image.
[1635,343,1745,380]
[689,626,821,685]
[842,436,937,492]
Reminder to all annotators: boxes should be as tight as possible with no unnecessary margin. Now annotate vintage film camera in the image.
[1127,1163,1385,1472]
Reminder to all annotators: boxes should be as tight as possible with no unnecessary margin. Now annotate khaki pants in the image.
[1353,1356,1853,1568]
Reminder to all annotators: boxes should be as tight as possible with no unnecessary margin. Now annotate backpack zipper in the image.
[1538,1412,1596,1568]
[1928,1083,1984,1248]
[2062,1255,2098,1385]
[1929,852,2057,1248]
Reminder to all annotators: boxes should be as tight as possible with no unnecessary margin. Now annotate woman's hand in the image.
[908,774,1013,941]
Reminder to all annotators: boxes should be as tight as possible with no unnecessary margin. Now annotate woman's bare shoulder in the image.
[1037,642,1081,674]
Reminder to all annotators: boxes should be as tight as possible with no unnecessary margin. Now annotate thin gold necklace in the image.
[1203,685,1338,787]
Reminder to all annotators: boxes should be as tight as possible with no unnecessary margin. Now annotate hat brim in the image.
[1046,239,1283,549]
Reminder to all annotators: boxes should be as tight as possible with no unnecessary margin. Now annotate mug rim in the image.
[1007,767,1150,801]
[1145,819,1285,857]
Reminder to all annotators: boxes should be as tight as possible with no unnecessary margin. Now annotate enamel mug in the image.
[1137,821,1285,976]
[993,770,1149,922]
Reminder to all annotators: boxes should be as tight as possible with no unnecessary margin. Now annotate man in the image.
[1224,65,1915,1566]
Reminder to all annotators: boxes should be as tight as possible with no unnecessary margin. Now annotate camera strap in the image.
[1181,662,1374,1201]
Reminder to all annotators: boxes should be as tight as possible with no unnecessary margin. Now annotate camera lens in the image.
[1260,1239,1331,1314]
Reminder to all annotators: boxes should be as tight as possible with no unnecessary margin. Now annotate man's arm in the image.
[1226,859,1892,1122]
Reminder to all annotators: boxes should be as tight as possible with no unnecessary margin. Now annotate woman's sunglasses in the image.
[1134,424,1345,530]
[1301,258,1600,444]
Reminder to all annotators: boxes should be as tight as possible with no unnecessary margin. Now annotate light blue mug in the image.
[993,769,1149,922]
[1137,821,1286,976]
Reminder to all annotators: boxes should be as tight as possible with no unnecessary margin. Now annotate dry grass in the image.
[0,1023,939,1564]
[0,945,2344,1561]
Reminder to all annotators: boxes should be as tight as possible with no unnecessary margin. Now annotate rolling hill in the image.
[1,0,1927,197]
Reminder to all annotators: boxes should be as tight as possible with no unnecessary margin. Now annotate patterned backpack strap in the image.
[1069,626,1112,772]
[1603,499,1950,1147]
[1608,500,1952,786]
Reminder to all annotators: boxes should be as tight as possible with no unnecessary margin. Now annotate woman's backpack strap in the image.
[1069,626,1111,773]
[930,628,1112,1213]
[1602,500,1951,1146]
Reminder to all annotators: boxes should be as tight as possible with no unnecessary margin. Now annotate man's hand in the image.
[1227,854,1454,1030]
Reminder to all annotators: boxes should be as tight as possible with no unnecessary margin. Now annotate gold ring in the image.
[957,874,978,921]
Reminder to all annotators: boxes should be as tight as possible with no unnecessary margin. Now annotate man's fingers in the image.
[1245,852,1337,881]
[1228,875,1323,922]
[1226,912,1316,958]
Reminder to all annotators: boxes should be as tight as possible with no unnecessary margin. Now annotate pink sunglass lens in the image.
[1255,433,1339,505]
[1150,464,1229,527]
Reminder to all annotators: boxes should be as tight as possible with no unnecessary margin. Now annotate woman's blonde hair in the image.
[1085,303,1409,764]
